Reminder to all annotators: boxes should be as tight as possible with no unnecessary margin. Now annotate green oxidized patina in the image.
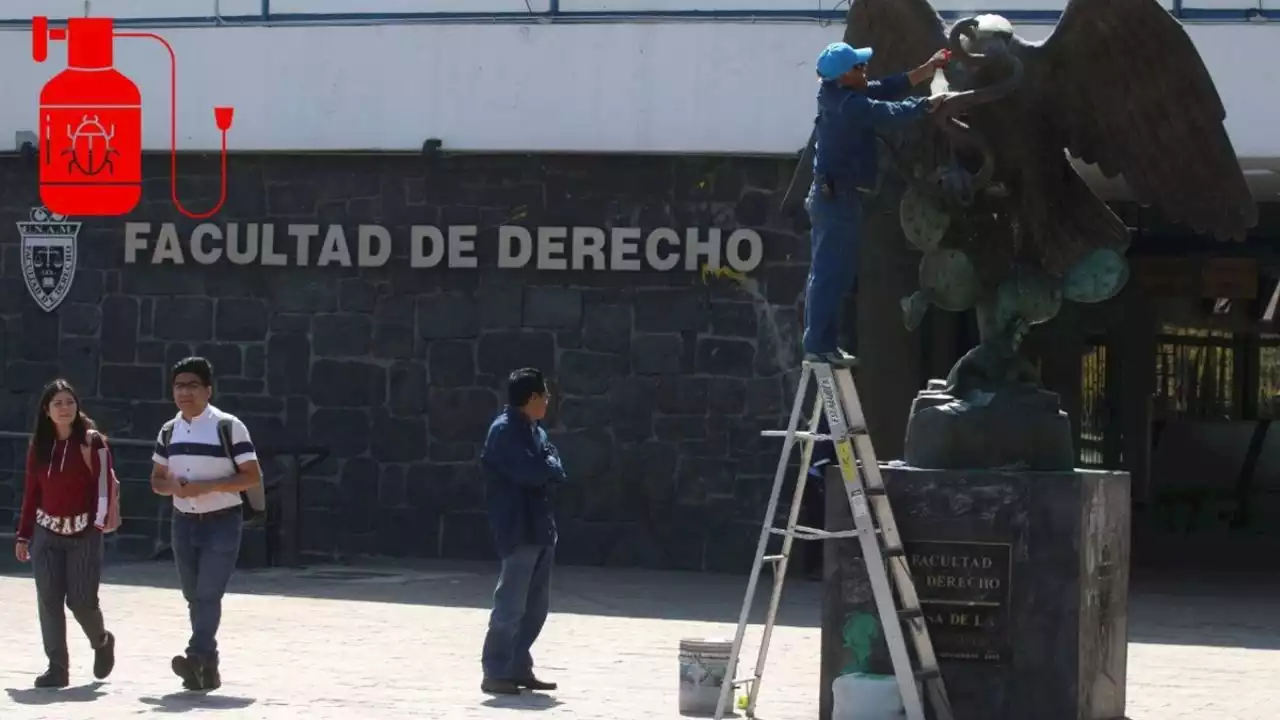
[840,611,881,674]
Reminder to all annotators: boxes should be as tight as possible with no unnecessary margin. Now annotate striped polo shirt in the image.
[152,404,258,515]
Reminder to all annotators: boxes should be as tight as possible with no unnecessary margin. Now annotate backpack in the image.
[160,417,267,520]
[81,430,122,534]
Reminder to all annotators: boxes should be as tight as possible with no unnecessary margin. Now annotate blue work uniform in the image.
[804,73,928,355]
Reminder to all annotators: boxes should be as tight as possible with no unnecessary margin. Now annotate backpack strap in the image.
[216,418,240,473]
[160,419,176,453]
[216,418,266,515]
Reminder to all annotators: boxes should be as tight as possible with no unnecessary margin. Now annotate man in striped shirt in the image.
[149,356,262,692]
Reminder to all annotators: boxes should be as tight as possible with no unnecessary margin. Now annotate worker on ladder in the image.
[803,42,952,368]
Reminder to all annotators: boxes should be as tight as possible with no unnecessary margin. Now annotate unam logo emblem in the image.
[18,206,81,313]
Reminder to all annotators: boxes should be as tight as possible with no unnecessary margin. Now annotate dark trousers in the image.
[31,526,107,669]
[803,188,863,355]
[172,508,242,664]
[481,544,554,680]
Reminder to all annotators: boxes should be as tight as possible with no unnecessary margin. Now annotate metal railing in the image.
[0,1,1273,28]
[0,430,327,568]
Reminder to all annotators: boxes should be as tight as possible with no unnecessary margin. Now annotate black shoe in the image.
[171,655,204,691]
[93,631,116,680]
[34,666,69,689]
[481,678,521,695]
[200,662,222,691]
[515,676,558,691]
[804,350,859,368]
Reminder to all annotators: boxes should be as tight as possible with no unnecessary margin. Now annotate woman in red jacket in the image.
[13,379,117,688]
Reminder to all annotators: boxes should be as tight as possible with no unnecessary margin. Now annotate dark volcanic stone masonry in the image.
[0,152,816,570]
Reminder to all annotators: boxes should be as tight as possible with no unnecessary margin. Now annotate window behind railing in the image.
[1154,325,1239,421]
[1079,339,1109,468]
[1256,334,1280,419]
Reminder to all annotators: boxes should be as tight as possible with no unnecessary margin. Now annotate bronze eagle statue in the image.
[791,0,1258,402]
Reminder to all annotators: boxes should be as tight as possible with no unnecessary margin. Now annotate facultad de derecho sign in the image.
[122,222,765,273]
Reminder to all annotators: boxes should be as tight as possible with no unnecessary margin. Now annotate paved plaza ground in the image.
[1,559,1277,719]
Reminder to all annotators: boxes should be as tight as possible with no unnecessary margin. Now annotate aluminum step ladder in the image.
[713,360,954,720]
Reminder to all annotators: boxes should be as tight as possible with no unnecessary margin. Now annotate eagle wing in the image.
[846,0,948,78]
[1028,0,1257,241]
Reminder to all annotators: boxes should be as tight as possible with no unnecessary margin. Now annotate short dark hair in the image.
[171,356,214,386]
[507,367,547,407]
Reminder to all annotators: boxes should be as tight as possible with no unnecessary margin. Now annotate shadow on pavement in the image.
[5,681,107,704]
[137,692,256,713]
[0,558,823,628]
[9,558,1279,648]
[481,692,563,711]
[1126,567,1280,651]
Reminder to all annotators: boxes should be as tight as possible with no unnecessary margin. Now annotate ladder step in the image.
[863,486,887,497]
[768,526,866,540]
[759,428,870,440]
[883,545,906,558]
[732,676,756,687]
[915,667,943,681]
[763,554,786,563]
[760,430,834,441]
[898,607,924,621]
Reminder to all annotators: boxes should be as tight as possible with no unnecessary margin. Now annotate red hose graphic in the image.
[117,31,233,220]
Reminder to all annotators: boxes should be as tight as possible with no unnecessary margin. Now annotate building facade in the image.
[0,152,821,569]
[1,2,1278,571]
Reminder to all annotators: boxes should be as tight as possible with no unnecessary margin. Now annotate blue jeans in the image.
[171,508,242,664]
[803,188,863,355]
[481,544,554,679]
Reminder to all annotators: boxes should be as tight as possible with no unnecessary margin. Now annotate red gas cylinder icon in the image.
[32,16,234,218]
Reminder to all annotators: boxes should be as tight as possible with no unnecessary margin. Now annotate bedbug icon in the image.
[62,114,119,176]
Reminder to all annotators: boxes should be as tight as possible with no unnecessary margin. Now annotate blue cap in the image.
[816,42,873,80]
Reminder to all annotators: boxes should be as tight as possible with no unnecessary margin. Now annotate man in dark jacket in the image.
[804,41,953,367]
[479,367,567,695]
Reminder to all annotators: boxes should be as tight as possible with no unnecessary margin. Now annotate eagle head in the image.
[947,14,1018,92]
[959,14,1015,58]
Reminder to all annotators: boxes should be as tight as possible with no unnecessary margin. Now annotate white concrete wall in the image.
[0,6,1275,161]
[17,0,1278,22]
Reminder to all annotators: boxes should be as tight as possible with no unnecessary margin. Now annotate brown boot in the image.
[34,666,69,689]
[481,678,520,695]
[93,631,116,680]
[515,676,557,691]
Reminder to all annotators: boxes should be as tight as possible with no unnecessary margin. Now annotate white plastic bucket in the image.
[831,672,905,720]
[678,638,733,715]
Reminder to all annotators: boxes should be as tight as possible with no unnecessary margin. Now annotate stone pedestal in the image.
[820,466,1131,720]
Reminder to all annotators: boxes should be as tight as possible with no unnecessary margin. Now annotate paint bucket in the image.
[678,638,732,715]
[831,672,905,720]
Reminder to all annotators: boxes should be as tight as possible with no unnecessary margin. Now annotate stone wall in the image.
[0,151,824,571]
